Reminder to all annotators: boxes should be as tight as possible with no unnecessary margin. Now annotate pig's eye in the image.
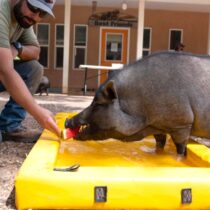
[92,102,109,112]
[95,101,106,105]
[95,102,107,107]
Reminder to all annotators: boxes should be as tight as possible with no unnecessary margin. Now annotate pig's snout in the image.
[65,118,77,129]
[65,116,88,129]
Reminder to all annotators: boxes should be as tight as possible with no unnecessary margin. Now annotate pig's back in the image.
[116,51,210,137]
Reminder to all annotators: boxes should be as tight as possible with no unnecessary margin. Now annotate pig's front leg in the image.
[154,134,167,151]
[113,112,146,136]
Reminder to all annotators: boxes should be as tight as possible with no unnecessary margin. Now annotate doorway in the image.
[99,27,129,85]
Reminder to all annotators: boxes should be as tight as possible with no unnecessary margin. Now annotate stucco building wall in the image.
[38,5,209,92]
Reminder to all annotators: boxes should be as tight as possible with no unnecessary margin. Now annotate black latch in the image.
[181,188,192,204]
[94,186,107,202]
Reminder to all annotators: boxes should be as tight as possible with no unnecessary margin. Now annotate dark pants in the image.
[0,60,43,132]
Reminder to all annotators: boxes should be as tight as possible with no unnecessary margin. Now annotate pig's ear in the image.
[102,80,118,100]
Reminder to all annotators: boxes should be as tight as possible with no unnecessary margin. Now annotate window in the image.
[36,23,49,68]
[55,24,64,69]
[106,34,122,61]
[143,28,152,57]
[169,29,183,50]
[73,25,88,69]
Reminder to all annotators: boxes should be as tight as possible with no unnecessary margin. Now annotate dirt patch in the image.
[0,92,93,210]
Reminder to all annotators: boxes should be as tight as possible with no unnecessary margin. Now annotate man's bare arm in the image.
[0,47,61,136]
[11,44,40,60]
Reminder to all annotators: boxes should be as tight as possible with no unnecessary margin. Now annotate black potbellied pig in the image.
[36,76,50,96]
[65,51,210,157]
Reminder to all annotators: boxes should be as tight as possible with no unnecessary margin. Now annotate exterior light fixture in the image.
[122,1,127,10]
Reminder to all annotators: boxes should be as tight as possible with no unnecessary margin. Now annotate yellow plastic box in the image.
[15,112,210,210]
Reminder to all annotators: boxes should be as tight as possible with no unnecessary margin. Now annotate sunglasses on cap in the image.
[26,0,48,18]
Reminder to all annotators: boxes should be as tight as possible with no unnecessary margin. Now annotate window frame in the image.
[54,23,64,70]
[143,27,152,57]
[168,29,183,51]
[72,24,88,70]
[36,23,50,69]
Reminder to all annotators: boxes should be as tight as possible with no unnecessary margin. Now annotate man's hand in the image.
[34,106,61,137]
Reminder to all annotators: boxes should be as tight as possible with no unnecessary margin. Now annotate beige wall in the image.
[39,5,210,92]
[39,4,65,91]
[145,10,209,54]
[69,6,98,90]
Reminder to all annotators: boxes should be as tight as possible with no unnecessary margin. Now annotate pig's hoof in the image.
[176,154,186,162]
[155,147,164,154]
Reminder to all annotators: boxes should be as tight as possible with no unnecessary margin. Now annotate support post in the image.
[62,0,71,93]
[136,0,145,60]
[83,68,88,95]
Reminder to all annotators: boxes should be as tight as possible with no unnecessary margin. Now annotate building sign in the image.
[88,10,137,27]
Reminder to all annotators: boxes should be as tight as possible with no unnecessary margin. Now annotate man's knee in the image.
[29,60,44,81]
[14,60,44,94]
[14,60,43,80]
[28,61,44,94]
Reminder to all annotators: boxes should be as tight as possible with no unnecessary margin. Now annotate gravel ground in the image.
[0,92,93,210]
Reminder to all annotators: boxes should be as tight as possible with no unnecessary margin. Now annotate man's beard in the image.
[13,0,36,28]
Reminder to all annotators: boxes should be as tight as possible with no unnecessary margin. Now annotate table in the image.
[79,64,123,95]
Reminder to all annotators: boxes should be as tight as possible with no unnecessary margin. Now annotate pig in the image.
[65,51,210,156]
[36,76,50,96]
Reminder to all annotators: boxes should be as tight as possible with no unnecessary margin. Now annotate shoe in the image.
[1,126,42,143]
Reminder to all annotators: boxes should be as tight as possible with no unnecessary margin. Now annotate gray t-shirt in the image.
[0,0,39,48]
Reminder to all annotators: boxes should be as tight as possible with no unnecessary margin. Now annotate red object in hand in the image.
[62,127,80,139]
